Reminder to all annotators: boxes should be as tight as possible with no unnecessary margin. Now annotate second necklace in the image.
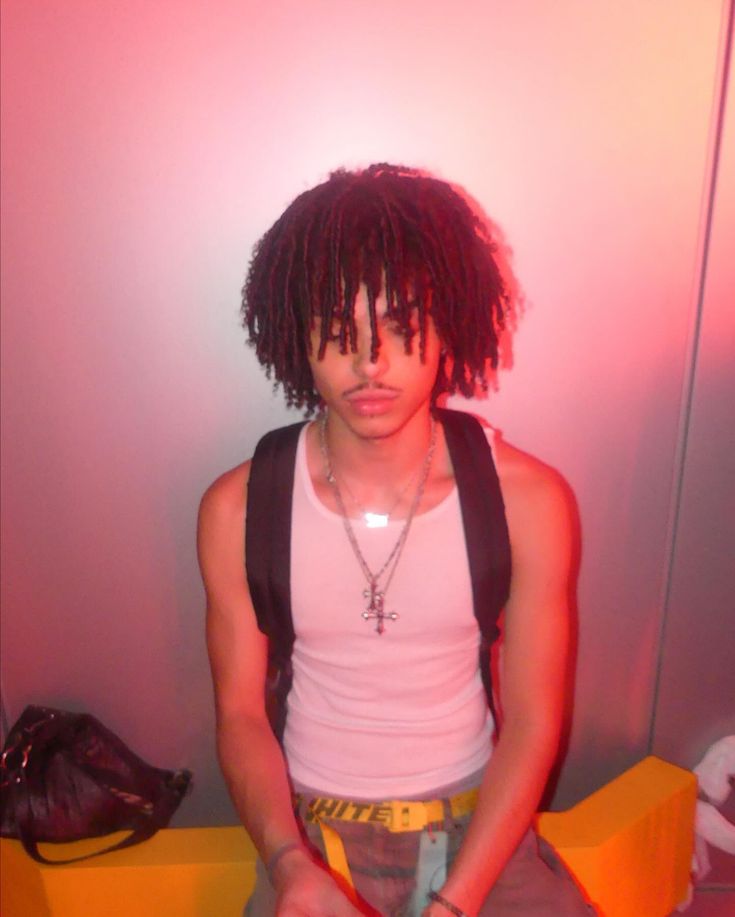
[319,413,437,634]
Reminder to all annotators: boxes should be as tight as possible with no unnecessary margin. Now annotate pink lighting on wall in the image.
[1,0,732,830]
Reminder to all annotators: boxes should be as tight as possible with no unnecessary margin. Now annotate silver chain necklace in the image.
[335,458,422,528]
[319,413,437,634]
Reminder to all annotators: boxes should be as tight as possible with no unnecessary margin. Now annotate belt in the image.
[295,787,479,889]
[300,787,479,832]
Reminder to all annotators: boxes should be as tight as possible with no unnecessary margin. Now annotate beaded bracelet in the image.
[265,841,306,881]
[428,890,470,917]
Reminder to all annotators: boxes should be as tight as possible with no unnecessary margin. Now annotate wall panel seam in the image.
[646,0,734,753]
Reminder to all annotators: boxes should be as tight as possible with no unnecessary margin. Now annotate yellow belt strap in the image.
[317,818,354,889]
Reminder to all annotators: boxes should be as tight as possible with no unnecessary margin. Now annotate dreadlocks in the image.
[242,163,508,414]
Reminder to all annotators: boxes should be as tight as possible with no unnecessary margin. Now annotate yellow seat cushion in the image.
[1,826,257,917]
[537,755,696,916]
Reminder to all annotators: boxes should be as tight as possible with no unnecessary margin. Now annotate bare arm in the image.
[198,463,362,916]
[426,444,574,917]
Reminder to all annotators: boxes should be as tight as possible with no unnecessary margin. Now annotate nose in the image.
[352,327,388,381]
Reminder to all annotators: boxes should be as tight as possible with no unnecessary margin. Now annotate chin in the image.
[349,411,420,442]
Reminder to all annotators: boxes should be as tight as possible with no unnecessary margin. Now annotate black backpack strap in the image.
[246,421,307,740]
[245,413,511,734]
[438,408,512,716]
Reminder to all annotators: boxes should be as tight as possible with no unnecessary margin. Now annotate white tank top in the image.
[283,424,495,799]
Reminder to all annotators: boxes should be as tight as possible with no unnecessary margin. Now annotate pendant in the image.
[364,511,389,528]
[362,583,399,634]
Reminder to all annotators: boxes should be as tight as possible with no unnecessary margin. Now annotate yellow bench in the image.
[0,827,258,917]
[1,756,696,917]
[537,756,696,916]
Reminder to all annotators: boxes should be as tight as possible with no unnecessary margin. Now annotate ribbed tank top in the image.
[283,425,495,798]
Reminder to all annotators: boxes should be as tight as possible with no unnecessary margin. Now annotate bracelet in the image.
[265,841,306,880]
[428,890,470,917]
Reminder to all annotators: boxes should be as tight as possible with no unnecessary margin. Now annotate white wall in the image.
[1,0,732,827]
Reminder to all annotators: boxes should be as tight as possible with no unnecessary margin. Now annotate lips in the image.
[344,388,399,415]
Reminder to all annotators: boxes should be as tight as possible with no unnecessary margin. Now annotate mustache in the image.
[342,382,401,397]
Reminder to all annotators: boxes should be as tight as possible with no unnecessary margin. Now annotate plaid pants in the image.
[245,790,595,916]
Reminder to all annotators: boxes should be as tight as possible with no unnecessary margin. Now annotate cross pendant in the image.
[362,583,399,635]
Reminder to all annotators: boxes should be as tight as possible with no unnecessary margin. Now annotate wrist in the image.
[266,840,312,888]
[428,890,472,917]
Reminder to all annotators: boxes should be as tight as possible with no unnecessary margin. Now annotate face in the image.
[307,286,442,441]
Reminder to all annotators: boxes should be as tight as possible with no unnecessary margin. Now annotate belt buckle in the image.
[389,799,444,832]
[390,800,425,832]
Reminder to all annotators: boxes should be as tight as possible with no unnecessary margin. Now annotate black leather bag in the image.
[0,705,192,864]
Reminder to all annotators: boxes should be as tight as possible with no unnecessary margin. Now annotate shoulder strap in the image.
[246,421,307,740]
[246,412,511,734]
[438,407,511,639]
[438,407,512,714]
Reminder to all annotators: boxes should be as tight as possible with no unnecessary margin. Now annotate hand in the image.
[273,849,367,917]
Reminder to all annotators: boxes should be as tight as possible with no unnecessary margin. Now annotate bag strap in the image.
[246,420,306,741]
[437,408,512,721]
[438,407,511,642]
[244,411,512,731]
[245,420,306,648]
[245,411,511,638]
[17,819,160,865]
[14,769,168,865]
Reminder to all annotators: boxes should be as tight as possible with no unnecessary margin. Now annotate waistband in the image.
[296,786,479,833]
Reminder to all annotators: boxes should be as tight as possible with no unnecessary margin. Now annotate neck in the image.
[321,406,435,488]
[318,407,438,523]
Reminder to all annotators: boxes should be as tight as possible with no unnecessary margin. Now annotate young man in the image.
[198,165,592,916]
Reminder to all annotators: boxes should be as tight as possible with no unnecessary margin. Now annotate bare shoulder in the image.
[199,461,252,527]
[198,459,269,713]
[197,461,253,587]
[491,436,573,560]
[495,437,567,501]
